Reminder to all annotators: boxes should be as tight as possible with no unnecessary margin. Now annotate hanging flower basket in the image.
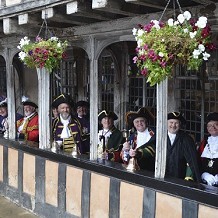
[17,36,68,73]
[133,11,216,86]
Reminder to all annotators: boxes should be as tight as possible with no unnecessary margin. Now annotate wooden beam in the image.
[192,0,217,5]
[125,0,165,10]
[92,0,137,17]
[66,1,110,21]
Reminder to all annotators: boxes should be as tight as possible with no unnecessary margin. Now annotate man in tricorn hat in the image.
[52,94,85,154]
[198,112,218,186]
[166,112,200,182]
[121,107,156,171]
[17,96,39,143]
[98,110,124,161]
[76,100,90,153]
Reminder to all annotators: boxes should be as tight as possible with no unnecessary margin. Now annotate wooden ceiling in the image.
[0,0,217,37]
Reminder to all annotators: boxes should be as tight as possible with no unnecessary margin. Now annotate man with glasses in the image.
[198,112,218,186]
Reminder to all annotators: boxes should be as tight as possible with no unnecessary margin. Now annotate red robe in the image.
[17,112,39,143]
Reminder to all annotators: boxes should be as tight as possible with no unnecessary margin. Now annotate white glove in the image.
[214,174,218,185]
[201,172,216,186]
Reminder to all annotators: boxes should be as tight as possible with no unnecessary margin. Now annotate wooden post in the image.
[6,62,16,139]
[89,36,98,160]
[155,78,168,178]
[37,68,51,149]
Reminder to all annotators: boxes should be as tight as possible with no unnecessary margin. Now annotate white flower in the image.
[162,39,165,42]
[198,44,205,52]
[203,52,211,60]
[18,51,27,61]
[190,31,197,39]
[57,42,61,48]
[177,13,185,24]
[183,11,191,20]
[138,49,145,56]
[183,28,189,33]
[195,16,207,29]
[50,36,58,41]
[19,36,30,48]
[137,29,144,37]
[158,52,164,57]
[174,21,179,26]
[137,38,143,47]
[152,20,160,30]
[193,49,201,59]
[168,18,174,26]
[132,28,137,36]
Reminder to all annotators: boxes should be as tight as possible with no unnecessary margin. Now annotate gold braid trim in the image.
[27,125,38,131]
[144,146,155,157]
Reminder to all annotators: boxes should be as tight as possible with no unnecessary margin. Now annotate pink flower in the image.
[133,56,138,63]
[141,68,148,76]
[160,61,167,68]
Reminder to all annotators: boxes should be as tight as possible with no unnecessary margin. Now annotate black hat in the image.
[167,112,186,124]
[98,110,118,121]
[52,94,74,109]
[76,101,89,109]
[126,107,154,127]
[22,96,38,108]
[206,112,218,123]
[0,98,7,107]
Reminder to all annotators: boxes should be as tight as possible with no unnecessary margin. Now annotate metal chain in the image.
[37,7,53,39]
[159,0,184,22]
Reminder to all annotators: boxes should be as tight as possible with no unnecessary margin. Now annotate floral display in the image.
[132,11,216,86]
[17,36,68,73]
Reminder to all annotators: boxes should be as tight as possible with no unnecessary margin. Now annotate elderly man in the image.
[121,107,156,171]
[166,112,200,182]
[52,94,85,154]
[98,110,124,161]
[198,112,218,186]
[17,97,39,142]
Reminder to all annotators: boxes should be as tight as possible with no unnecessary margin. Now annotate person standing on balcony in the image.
[166,112,200,182]
[120,107,156,171]
[52,94,85,154]
[198,112,218,186]
[17,96,39,143]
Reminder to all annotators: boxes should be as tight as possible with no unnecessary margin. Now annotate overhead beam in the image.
[66,1,110,21]
[192,0,217,5]
[92,0,137,17]
[125,0,165,10]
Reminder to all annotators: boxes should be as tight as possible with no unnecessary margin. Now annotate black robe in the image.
[166,130,201,182]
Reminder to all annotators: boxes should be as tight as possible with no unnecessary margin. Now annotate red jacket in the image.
[17,112,39,143]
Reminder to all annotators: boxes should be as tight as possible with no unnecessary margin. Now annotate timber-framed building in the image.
[0,0,218,217]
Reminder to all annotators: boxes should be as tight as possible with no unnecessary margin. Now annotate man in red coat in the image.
[17,97,39,143]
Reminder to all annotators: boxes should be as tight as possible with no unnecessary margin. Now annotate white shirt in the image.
[136,128,151,148]
[18,112,36,132]
[98,129,112,145]
[60,115,71,139]
[168,132,176,145]
[201,136,218,158]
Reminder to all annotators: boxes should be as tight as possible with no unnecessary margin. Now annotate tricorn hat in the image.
[52,94,74,109]
[98,110,118,121]
[22,96,38,108]
[76,100,89,109]
[206,112,218,123]
[126,107,154,127]
[167,112,186,124]
[0,98,7,107]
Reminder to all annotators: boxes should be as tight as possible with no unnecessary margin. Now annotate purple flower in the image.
[141,68,148,76]
[160,61,167,68]
[133,56,138,63]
